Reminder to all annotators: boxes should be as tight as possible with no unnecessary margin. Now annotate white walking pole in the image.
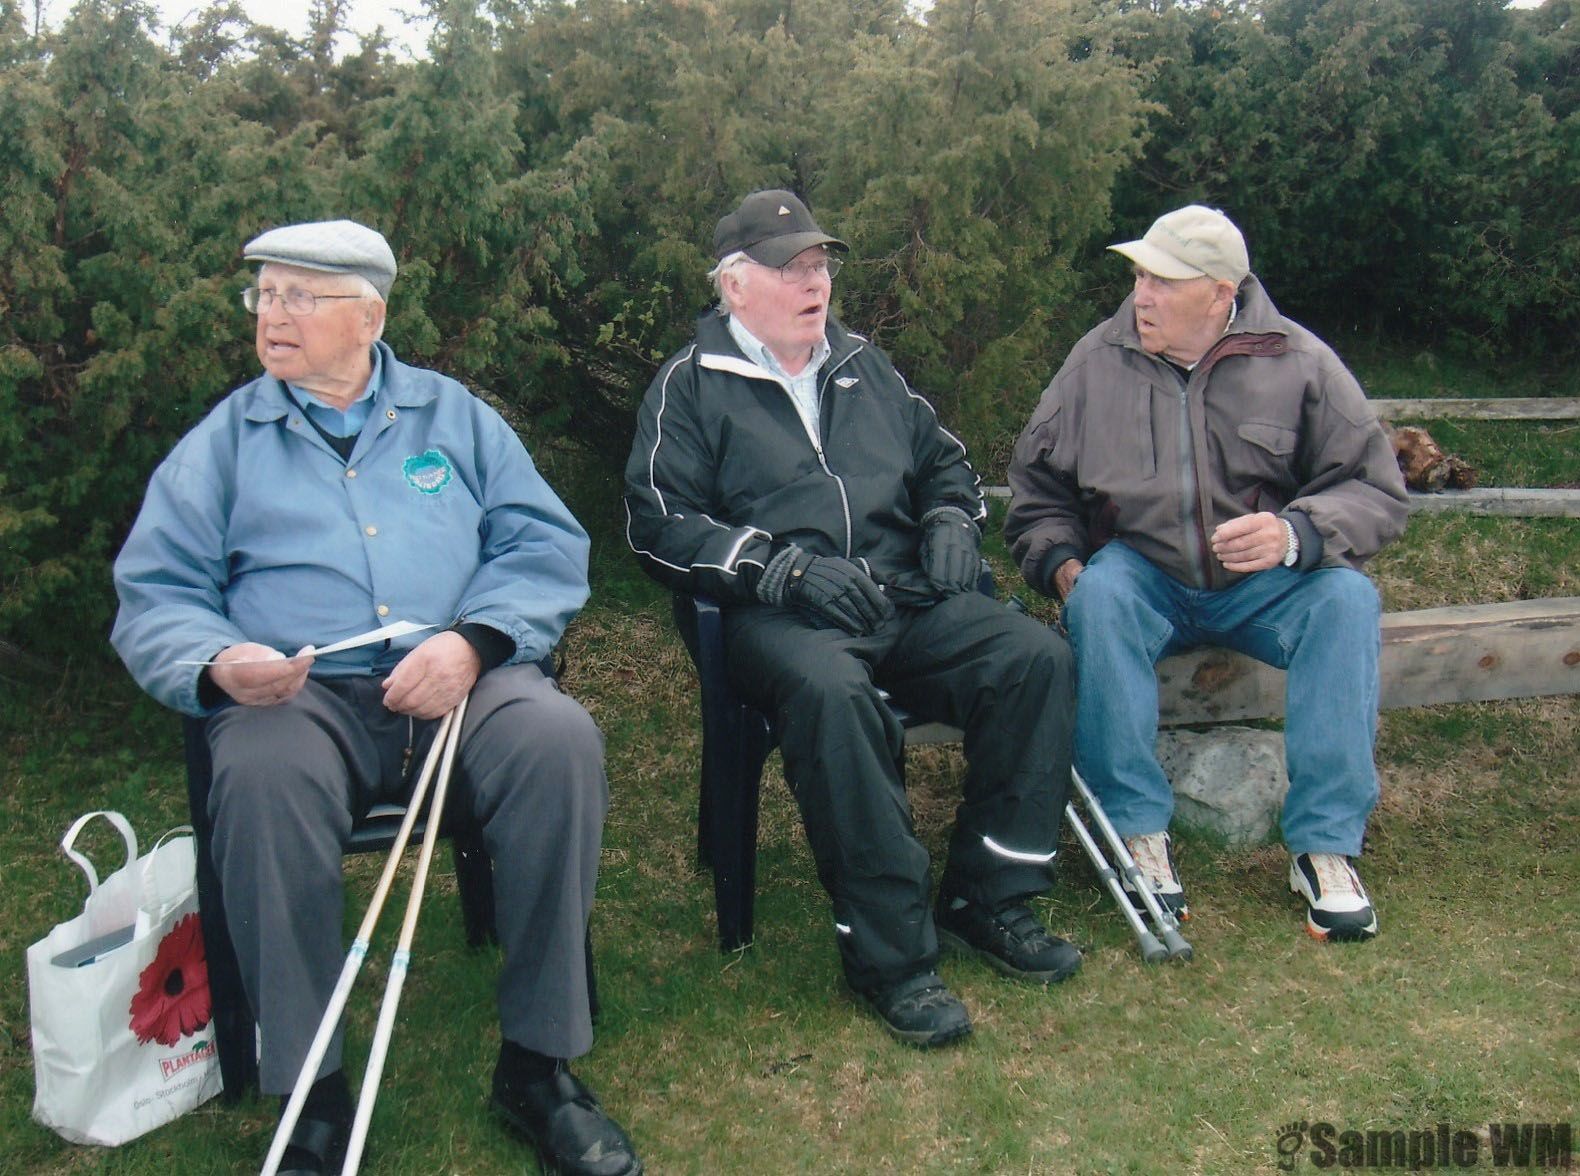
[342,695,470,1175]
[260,707,458,1176]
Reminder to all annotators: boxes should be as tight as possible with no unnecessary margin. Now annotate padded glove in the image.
[757,545,895,635]
[919,507,982,595]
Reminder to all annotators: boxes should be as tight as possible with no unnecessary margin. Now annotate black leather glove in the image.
[757,546,895,635]
[919,507,982,595]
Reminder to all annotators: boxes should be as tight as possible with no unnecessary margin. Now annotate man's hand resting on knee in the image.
[757,544,895,635]
[382,630,482,718]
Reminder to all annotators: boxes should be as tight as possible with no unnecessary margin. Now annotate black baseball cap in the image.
[712,189,848,267]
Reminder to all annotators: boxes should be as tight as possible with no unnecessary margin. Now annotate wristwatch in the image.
[1280,518,1300,567]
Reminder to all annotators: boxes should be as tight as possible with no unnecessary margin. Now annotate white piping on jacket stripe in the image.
[622,500,771,577]
[643,345,695,518]
[899,376,987,524]
[625,344,773,577]
[982,835,1057,864]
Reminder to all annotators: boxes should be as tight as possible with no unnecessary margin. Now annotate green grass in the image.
[1338,342,1578,404]
[2,349,1576,1173]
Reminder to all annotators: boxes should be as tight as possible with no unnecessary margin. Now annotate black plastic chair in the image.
[184,702,595,1101]
[671,570,991,952]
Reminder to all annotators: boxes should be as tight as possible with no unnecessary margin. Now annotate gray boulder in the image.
[1156,727,1288,846]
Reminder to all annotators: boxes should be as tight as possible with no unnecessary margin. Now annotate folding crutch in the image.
[1066,768,1192,962]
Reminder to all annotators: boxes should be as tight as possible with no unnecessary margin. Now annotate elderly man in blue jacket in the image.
[113,220,641,1176]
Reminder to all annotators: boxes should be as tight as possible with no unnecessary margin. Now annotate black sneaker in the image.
[936,896,1082,984]
[1289,852,1377,942]
[857,971,973,1048]
[1121,832,1191,921]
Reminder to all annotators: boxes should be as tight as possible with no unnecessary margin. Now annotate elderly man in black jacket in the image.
[624,190,1080,1047]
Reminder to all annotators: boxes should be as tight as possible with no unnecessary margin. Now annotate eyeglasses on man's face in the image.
[776,254,843,284]
[242,286,366,316]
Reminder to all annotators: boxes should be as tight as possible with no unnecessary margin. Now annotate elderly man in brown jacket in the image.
[1006,205,1408,943]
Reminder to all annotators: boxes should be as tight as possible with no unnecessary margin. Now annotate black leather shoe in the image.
[492,1063,643,1175]
[937,896,1083,984]
[858,971,972,1048]
[276,1111,350,1176]
[276,1072,351,1175]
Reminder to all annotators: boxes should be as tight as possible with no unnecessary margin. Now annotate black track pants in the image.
[725,590,1075,993]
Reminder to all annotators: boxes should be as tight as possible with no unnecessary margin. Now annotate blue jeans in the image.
[1063,541,1381,855]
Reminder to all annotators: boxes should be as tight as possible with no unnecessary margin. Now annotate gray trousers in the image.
[206,664,607,1093]
[724,590,1076,994]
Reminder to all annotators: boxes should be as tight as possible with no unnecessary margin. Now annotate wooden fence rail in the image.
[1156,597,1580,726]
[980,485,1580,517]
[1371,397,1580,421]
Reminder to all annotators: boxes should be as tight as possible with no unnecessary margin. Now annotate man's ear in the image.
[1212,280,1237,313]
[720,266,747,311]
[364,299,387,341]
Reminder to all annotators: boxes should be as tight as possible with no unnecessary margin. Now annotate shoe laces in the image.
[1307,853,1363,898]
[1126,833,1177,888]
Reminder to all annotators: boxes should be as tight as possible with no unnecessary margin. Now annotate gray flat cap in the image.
[243,219,397,299]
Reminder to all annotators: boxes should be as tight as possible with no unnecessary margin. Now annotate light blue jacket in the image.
[112,342,590,715]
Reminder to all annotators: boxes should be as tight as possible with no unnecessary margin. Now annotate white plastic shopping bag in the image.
[27,811,223,1146]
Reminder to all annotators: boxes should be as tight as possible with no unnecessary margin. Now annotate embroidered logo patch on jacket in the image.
[403,449,453,494]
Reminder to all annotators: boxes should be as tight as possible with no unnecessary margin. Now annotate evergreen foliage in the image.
[1,0,1574,659]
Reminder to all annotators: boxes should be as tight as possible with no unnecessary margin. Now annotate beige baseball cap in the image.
[1109,205,1249,285]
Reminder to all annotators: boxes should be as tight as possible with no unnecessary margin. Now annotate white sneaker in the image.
[1121,832,1190,921]
[1289,852,1377,941]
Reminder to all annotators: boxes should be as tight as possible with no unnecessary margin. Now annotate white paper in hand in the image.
[175,621,435,666]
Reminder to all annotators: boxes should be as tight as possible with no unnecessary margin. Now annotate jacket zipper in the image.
[1173,371,1213,587]
[814,347,863,559]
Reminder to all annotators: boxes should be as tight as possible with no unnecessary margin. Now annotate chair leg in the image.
[450,828,498,948]
[702,701,771,951]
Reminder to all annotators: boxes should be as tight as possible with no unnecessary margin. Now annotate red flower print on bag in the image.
[128,913,212,1047]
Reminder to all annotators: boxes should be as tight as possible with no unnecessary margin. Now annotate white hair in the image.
[346,274,387,340]
[708,250,756,312]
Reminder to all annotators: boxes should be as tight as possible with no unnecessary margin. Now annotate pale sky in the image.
[39,0,435,59]
[35,0,1547,61]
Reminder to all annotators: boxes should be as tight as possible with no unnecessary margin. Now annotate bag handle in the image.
[141,825,197,914]
[59,810,139,896]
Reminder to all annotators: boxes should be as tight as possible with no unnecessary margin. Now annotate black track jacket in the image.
[623,310,984,605]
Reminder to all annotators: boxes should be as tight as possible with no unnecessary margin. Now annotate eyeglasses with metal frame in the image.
[242,287,367,316]
[776,254,843,283]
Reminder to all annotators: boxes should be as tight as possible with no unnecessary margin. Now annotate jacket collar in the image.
[243,341,435,423]
[693,309,863,380]
[1102,273,1288,358]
